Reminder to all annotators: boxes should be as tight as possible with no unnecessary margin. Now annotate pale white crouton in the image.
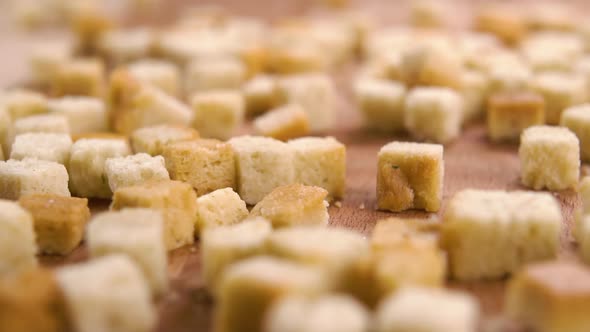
[10,133,72,166]
[47,96,108,135]
[0,200,37,275]
[104,153,170,192]
[0,159,70,199]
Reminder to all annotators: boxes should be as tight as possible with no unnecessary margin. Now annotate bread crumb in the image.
[359,203,365,210]
[334,201,342,208]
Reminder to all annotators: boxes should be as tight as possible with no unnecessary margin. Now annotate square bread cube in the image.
[506,261,590,332]
[441,189,562,280]
[530,72,588,125]
[400,44,464,89]
[29,40,72,85]
[47,97,108,135]
[288,136,346,200]
[560,104,590,162]
[487,92,545,142]
[185,57,246,94]
[519,126,579,190]
[69,138,131,198]
[0,89,48,121]
[98,28,154,64]
[163,139,235,196]
[487,63,532,95]
[104,153,170,192]
[190,90,245,140]
[0,268,69,332]
[375,287,479,332]
[377,141,443,212]
[371,217,441,253]
[277,73,336,131]
[196,188,248,233]
[51,58,106,98]
[354,77,407,133]
[109,69,193,135]
[250,184,329,228]
[0,159,70,199]
[253,104,310,141]
[10,133,73,166]
[228,135,295,204]
[265,295,370,332]
[0,200,37,275]
[201,218,272,293]
[55,255,156,332]
[474,5,526,45]
[87,209,168,295]
[243,75,281,116]
[111,180,197,249]
[404,87,463,144]
[127,59,180,97]
[19,194,89,255]
[215,256,327,332]
[266,42,327,74]
[131,124,199,156]
[6,114,70,154]
[461,70,489,123]
[264,227,369,291]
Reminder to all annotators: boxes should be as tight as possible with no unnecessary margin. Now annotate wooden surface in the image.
[0,1,586,331]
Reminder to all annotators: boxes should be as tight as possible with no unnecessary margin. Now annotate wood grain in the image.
[0,1,586,331]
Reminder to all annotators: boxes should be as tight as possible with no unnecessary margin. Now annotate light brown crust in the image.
[250,184,328,221]
[377,163,415,212]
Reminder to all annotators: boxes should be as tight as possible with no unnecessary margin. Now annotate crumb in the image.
[190,247,197,253]
[359,203,365,210]
[334,201,342,208]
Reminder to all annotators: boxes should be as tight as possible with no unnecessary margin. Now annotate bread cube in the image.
[0,89,47,121]
[400,44,464,89]
[215,256,327,332]
[87,209,168,295]
[461,70,489,123]
[29,40,72,85]
[131,124,199,156]
[0,268,69,332]
[475,5,527,45]
[0,159,70,199]
[288,136,346,200]
[404,87,463,144]
[441,189,561,280]
[10,133,72,166]
[243,75,281,116]
[56,255,156,332]
[530,72,587,125]
[6,114,70,154]
[0,200,36,275]
[487,92,545,142]
[104,153,170,192]
[19,194,89,255]
[265,295,370,332]
[487,63,532,95]
[506,261,590,332]
[111,180,197,249]
[266,43,327,74]
[109,69,193,135]
[519,125,579,190]
[265,227,369,290]
[68,2,113,54]
[98,28,154,64]
[354,77,406,133]
[253,104,309,141]
[250,184,329,227]
[228,136,295,204]
[51,58,105,98]
[277,74,336,131]
[163,139,235,196]
[190,90,244,140]
[560,104,590,162]
[47,97,108,135]
[201,218,272,293]
[410,0,446,28]
[196,188,248,233]
[371,217,441,253]
[377,141,443,212]
[127,59,180,97]
[185,57,246,94]
[375,287,479,332]
[69,138,131,198]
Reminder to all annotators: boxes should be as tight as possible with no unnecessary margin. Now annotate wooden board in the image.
[0,1,585,331]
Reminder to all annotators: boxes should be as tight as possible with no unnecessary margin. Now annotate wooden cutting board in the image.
[0,1,585,331]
